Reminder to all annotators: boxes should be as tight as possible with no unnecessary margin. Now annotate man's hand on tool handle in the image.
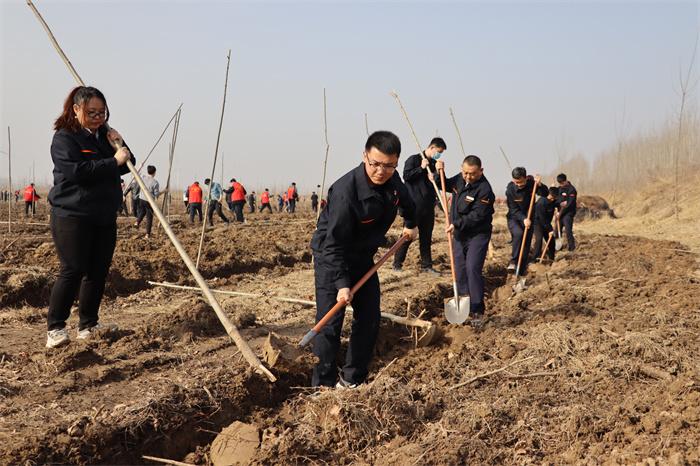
[435,160,444,171]
[114,147,131,166]
[445,224,455,234]
[403,227,418,241]
[337,288,353,304]
[421,158,429,169]
[524,218,531,229]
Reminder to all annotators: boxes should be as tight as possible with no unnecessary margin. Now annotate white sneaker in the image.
[46,329,70,349]
[335,375,358,390]
[77,322,117,340]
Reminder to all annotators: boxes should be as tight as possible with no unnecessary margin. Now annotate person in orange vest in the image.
[23,183,40,217]
[259,188,272,213]
[287,182,299,213]
[187,181,203,224]
[224,178,247,222]
[282,192,288,212]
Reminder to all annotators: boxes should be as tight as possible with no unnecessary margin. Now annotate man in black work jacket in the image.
[392,137,446,274]
[310,131,417,388]
[532,186,559,262]
[437,155,495,318]
[506,167,548,274]
[556,173,577,251]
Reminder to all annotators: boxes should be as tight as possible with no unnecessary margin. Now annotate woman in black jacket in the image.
[46,86,135,349]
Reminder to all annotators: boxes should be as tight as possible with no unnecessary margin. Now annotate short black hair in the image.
[204,178,211,184]
[429,137,447,150]
[557,173,567,183]
[230,178,236,183]
[147,165,156,175]
[548,186,560,197]
[463,155,482,168]
[365,130,401,157]
[512,167,527,179]
[265,188,269,191]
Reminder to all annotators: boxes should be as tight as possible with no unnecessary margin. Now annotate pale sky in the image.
[1,0,698,195]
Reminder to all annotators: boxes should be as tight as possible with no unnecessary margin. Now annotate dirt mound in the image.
[0,267,52,308]
[576,194,616,219]
[140,299,228,342]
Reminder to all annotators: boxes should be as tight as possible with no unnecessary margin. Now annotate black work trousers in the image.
[207,200,229,226]
[259,203,272,213]
[453,231,491,315]
[131,198,140,218]
[47,214,117,331]
[288,199,296,213]
[248,201,255,213]
[508,217,534,274]
[25,201,35,216]
[393,208,434,269]
[532,224,555,262]
[231,201,245,222]
[136,199,154,235]
[312,257,381,387]
[560,211,576,251]
[188,203,203,223]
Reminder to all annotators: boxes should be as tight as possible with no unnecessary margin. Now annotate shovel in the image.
[554,212,563,251]
[299,235,409,347]
[438,168,470,324]
[539,231,554,262]
[513,177,540,293]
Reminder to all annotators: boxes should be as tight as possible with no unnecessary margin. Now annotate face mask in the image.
[433,152,443,160]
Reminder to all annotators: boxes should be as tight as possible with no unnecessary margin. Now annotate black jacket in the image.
[311,163,416,289]
[402,152,437,212]
[443,174,495,239]
[557,182,577,214]
[534,197,556,231]
[506,176,548,223]
[49,126,135,223]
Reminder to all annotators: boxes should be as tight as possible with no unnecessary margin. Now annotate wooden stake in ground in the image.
[26,1,275,382]
[389,90,447,213]
[31,161,36,218]
[196,50,232,269]
[160,107,182,215]
[364,112,369,136]
[448,107,467,158]
[7,126,11,234]
[317,88,330,221]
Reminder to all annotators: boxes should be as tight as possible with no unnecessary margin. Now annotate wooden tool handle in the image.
[540,231,554,262]
[515,178,540,277]
[439,168,458,284]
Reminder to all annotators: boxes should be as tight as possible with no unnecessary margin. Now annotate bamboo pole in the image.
[123,104,183,196]
[498,145,514,172]
[448,107,467,158]
[196,50,231,269]
[317,88,330,221]
[147,280,434,329]
[389,90,447,213]
[364,112,369,136]
[26,1,275,382]
[161,107,181,214]
[7,126,11,234]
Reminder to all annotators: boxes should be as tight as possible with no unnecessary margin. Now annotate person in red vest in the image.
[259,188,272,213]
[187,181,203,224]
[24,183,40,217]
[224,178,246,222]
[287,182,299,213]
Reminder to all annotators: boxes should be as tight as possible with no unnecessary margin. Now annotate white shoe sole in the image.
[46,337,70,349]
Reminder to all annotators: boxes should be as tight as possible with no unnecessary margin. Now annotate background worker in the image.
[287,182,299,213]
[393,137,446,274]
[204,178,230,226]
[23,183,40,216]
[310,131,417,388]
[311,191,319,213]
[505,167,548,274]
[124,179,140,219]
[187,181,203,224]
[118,179,129,216]
[532,186,559,262]
[46,86,135,349]
[135,165,159,239]
[260,188,273,213]
[225,178,246,222]
[437,155,495,320]
[247,191,256,213]
[556,173,577,251]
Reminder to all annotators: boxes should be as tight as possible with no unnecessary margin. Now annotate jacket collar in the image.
[353,163,397,201]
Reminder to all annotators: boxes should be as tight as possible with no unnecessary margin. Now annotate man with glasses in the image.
[310,130,417,389]
[392,137,447,274]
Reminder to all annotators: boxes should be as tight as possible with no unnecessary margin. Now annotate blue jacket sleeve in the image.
[320,192,356,290]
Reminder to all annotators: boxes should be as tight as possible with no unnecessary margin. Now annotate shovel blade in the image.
[555,238,563,251]
[512,277,527,294]
[445,296,471,324]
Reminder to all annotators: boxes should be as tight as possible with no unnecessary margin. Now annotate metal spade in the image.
[439,168,471,324]
[554,213,563,251]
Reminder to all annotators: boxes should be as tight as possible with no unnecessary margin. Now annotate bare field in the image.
[1,204,699,465]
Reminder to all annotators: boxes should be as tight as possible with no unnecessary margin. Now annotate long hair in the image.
[54,86,110,132]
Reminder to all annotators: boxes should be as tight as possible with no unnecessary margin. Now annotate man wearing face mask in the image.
[392,137,447,275]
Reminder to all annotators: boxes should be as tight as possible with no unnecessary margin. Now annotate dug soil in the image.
[1,204,699,464]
